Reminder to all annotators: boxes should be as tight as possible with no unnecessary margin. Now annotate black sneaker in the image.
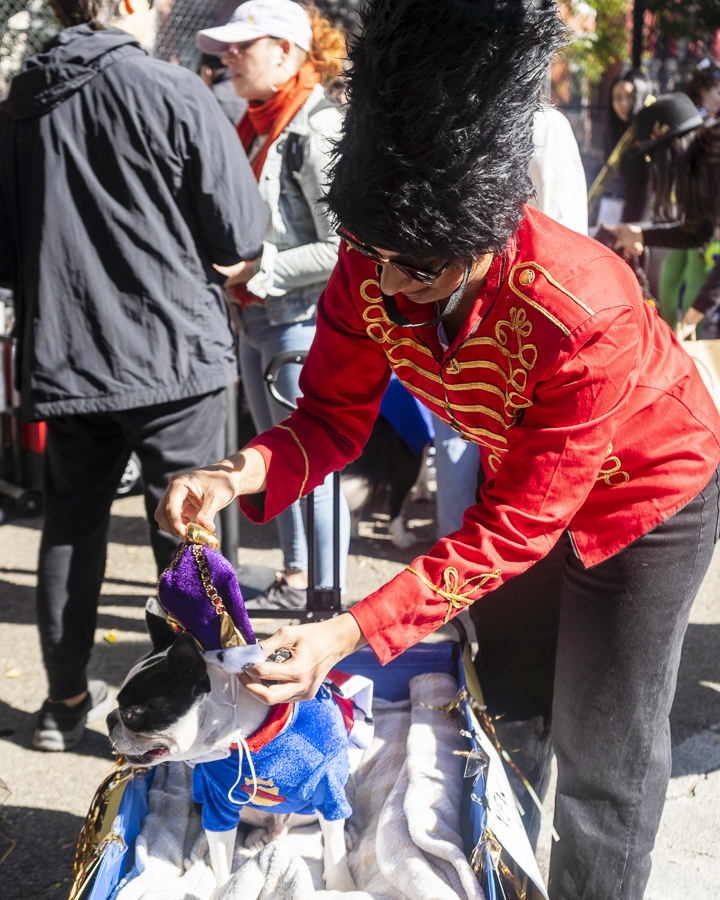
[245,573,307,612]
[32,680,111,752]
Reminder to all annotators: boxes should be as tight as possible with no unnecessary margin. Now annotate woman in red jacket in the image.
[156,2,720,897]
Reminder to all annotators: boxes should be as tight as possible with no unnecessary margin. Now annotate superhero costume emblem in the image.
[240,776,287,806]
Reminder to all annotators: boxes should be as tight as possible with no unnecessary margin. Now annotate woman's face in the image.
[699,82,720,116]
[611,81,635,123]
[374,246,492,307]
[221,37,289,103]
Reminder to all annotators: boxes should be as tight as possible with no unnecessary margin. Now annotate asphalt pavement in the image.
[1,490,720,898]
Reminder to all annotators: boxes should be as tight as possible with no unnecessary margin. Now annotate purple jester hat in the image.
[156,523,265,669]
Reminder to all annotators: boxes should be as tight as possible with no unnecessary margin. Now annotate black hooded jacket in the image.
[0,25,267,419]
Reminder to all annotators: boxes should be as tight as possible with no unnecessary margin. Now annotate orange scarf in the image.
[237,61,321,181]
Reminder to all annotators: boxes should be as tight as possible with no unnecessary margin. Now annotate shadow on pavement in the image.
[0,804,86,899]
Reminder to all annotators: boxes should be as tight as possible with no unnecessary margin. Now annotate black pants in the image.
[471,465,720,900]
[36,389,227,700]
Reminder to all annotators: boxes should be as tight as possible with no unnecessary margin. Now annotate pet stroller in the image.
[69,632,550,900]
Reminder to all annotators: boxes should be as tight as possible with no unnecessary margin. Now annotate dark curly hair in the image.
[324,0,568,261]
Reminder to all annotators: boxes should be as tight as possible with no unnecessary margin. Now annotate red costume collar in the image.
[230,702,296,754]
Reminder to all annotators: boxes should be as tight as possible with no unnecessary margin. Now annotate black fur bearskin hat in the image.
[325,0,568,261]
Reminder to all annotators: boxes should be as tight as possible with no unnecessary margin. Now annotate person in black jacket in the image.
[0,0,268,752]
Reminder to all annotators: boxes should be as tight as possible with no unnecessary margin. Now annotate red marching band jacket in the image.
[239,206,720,664]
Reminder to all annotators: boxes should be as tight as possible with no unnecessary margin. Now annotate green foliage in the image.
[645,0,720,43]
[562,0,631,90]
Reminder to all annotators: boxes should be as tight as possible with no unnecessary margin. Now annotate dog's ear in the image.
[145,610,178,653]
[166,632,211,693]
[144,596,178,653]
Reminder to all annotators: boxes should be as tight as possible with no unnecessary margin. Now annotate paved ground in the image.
[1,490,720,898]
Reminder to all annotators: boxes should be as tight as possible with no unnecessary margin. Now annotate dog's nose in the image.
[106,708,120,731]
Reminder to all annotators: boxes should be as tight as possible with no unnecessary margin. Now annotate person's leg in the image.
[238,309,309,581]
[658,248,687,325]
[238,308,349,595]
[119,389,229,575]
[470,533,569,846]
[549,467,720,900]
[679,247,710,313]
[432,415,482,538]
[37,415,129,701]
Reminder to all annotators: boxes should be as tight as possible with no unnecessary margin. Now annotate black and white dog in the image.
[107,628,360,891]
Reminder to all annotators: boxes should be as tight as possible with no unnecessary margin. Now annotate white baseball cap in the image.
[196,0,312,55]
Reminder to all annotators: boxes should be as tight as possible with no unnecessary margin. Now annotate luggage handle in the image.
[264,350,307,411]
[261,351,342,619]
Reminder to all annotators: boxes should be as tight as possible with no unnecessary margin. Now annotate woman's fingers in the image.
[243,617,367,704]
[155,468,233,538]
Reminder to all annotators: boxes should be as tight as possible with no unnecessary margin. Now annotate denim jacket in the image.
[244,84,343,326]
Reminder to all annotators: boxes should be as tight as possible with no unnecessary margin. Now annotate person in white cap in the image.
[197,2,351,611]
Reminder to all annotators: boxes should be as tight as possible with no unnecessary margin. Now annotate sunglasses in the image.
[221,37,269,58]
[336,227,452,285]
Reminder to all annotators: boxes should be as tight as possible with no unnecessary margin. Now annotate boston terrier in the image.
[106,630,359,891]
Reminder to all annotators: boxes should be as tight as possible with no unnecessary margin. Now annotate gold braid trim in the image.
[277,423,309,499]
[190,543,226,616]
[407,565,501,623]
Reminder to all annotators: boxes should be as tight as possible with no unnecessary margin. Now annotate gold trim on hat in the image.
[186,522,220,550]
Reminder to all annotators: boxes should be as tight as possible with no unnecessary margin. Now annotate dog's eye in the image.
[120,706,143,727]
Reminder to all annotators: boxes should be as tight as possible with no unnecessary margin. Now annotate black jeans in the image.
[470,465,720,900]
[36,389,227,701]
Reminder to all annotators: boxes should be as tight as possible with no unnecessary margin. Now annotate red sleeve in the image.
[238,244,391,523]
[350,305,641,663]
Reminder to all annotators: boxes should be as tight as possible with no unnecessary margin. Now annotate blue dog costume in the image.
[192,682,354,830]
[156,527,372,834]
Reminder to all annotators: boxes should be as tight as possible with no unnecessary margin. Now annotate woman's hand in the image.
[242,615,368,705]
[675,306,705,342]
[214,258,258,287]
[154,447,267,539]
[602,222,645,259]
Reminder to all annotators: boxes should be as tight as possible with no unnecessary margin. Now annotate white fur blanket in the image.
[109,673,485,900]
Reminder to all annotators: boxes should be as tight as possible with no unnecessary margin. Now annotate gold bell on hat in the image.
[186,521,220,550]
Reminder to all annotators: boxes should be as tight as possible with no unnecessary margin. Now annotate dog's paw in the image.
[244,827,271,852]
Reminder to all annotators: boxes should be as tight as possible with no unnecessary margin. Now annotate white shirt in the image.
[529,105,588,235]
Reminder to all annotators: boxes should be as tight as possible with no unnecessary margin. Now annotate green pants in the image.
[659,247,708,325]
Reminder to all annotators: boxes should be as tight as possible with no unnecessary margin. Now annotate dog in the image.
[342,409,433,550]
[107,628,359,891]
